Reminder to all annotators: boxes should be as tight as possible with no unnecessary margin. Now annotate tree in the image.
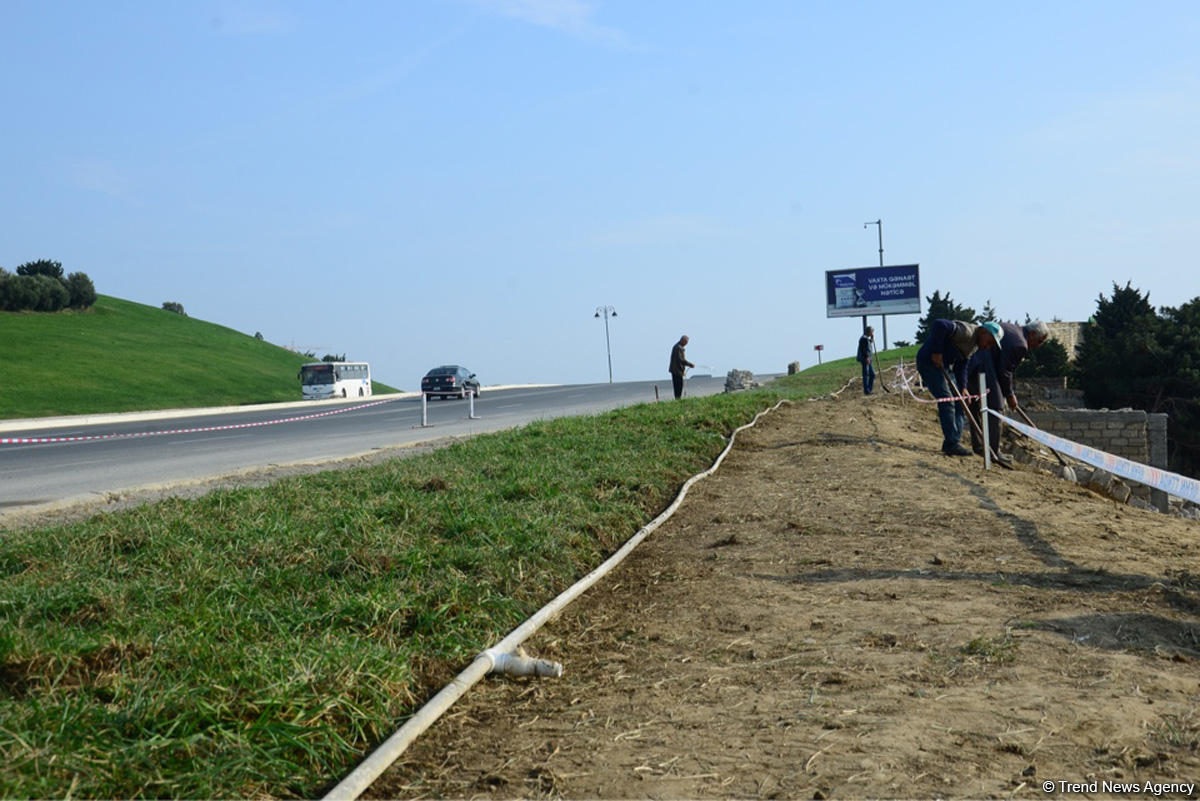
[1156,297,1200,477]
[65,272,96,308]
[1015,337,1070,378]
[978,299,999,323]
[1073,282,1200,477]
[16,259,64,280]
[915,290,978,343]
[162,301,187,316]
[321,353,346,363]
[1074,282,1162,411]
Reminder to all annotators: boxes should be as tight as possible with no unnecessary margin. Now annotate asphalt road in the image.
[0,376,739,512]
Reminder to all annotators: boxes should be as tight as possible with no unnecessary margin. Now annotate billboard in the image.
[824,264,921,318]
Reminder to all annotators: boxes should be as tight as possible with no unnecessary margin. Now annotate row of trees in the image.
[0,259,96,312]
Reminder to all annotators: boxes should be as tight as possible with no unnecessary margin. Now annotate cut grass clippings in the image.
[0,361,870,798]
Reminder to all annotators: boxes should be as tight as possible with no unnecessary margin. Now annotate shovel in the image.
[870,338,891,394]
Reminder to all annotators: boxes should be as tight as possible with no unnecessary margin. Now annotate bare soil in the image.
[368,390,1200,799]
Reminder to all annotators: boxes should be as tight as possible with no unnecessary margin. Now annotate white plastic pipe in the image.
[322,398,791,801]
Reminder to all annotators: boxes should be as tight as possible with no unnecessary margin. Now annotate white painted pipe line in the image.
[323,398,791,801]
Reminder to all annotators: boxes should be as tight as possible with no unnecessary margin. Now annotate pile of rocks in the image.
[724,369,758,393]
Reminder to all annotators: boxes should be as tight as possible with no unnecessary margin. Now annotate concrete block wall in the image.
[1024,408,1168,468]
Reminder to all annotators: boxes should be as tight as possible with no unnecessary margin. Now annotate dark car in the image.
[420,365,481,399]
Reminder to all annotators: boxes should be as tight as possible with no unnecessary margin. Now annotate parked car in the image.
[420,365,481,399]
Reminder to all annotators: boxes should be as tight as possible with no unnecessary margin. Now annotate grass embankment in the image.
[0,296,397,419]
[0,358,871,798]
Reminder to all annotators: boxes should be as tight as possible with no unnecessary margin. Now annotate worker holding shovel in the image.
[915,319,1003,456]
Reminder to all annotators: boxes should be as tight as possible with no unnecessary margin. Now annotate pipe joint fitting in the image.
[482,647,563,678]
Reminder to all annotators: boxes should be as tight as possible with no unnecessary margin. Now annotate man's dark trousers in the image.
[671,373,684,399]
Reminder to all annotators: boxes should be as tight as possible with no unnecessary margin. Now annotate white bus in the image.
[299,361,372,400]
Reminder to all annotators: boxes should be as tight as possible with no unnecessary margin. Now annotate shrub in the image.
[65,272,97,308]
[30,274,69,311]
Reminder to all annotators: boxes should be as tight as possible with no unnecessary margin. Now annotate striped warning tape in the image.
[991,409,1200,504]
[894,364,982,404]
[0,397,397,446]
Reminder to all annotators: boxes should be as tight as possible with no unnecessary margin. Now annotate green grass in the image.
[0,356,870,798]
[0,296,398,418]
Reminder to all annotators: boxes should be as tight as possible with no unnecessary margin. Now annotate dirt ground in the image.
[368,387,1200,800]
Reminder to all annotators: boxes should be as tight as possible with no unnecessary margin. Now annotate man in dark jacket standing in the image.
[856,326,876,395]
[669,335,695,399]
[915,319,1002,456]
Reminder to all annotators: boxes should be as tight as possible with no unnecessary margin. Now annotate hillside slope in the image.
[373,389,1200,798]
[1,295,396,418]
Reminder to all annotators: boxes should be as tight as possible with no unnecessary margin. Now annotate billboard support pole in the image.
[864,218,887,348]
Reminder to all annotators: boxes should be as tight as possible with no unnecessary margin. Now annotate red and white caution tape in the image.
[0,398,396,446]
[894,363,982,404]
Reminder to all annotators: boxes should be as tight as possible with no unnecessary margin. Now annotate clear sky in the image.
[4,1,1198,388]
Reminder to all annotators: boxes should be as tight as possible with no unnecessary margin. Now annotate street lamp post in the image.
[863,218,888,348]
[594,305,617,383]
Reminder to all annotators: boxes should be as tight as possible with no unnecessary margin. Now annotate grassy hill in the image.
[0,295,397,419]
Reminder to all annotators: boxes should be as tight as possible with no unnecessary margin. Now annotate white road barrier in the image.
[0,398,396,446]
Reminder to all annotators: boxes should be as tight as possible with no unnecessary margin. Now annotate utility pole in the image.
[863,218,888,348]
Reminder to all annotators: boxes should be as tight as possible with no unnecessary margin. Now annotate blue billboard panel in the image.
[825,264,921,318]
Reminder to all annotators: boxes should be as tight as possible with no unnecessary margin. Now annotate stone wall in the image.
[1045,321,1086,361]
[1024,408,1168,468]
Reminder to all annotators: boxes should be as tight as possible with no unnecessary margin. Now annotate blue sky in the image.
[4,1,1198,388]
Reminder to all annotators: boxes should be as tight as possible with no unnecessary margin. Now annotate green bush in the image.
[65,272,97,308]
[0,262,96,311]
[1,274,43,311]
[29,274,69,311]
